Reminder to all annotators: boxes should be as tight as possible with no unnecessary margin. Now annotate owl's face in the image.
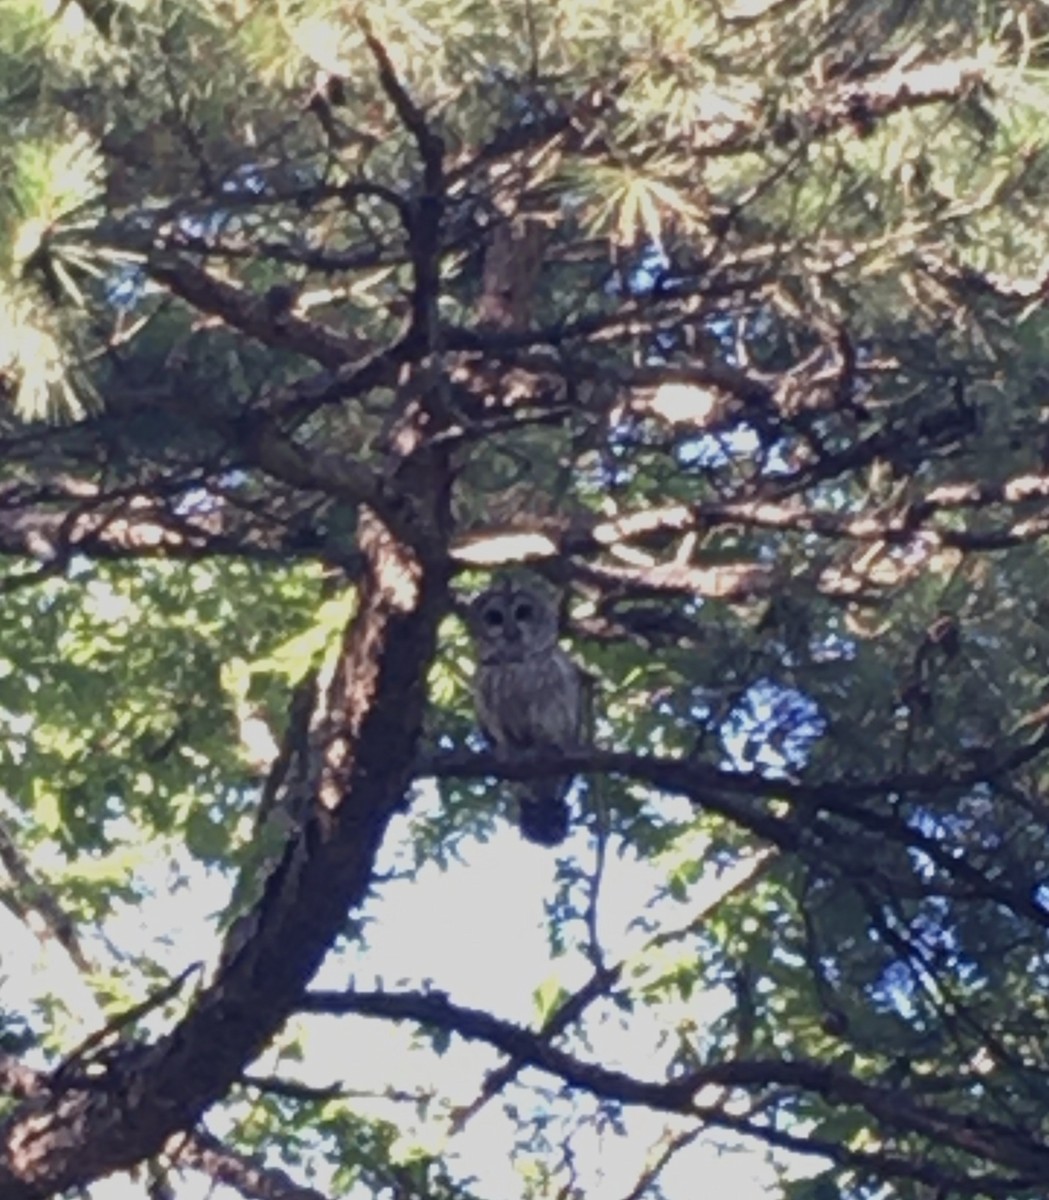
[469,582,559,664]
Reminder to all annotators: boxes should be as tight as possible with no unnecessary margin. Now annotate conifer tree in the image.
[2,3,1049,1197]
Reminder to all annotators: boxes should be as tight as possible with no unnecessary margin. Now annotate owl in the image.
[468,579,584,846]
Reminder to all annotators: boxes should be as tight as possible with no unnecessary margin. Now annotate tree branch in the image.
[300,986,1049,1182]
[146,254,368,369]
[419,742,1049,929]
[418,738,1049,823]
[712,54,988,155]
[449,966,621,1132]
[0,493,452,1197]
[0,819,92,974]
[0,1058,47,1103]
[172,1130,332,1200]
[358,18,444,361]
[302,987,697,1109]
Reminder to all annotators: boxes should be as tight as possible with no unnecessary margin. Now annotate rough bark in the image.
[0,499,450,1199]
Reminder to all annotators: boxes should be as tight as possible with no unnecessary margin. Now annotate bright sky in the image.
[1,785,823,1200]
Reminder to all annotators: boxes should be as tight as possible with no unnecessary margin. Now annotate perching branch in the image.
[419,740,1049,930]
[418,735,1049,828]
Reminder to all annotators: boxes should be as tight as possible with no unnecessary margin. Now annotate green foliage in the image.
[5,1,1049,1198]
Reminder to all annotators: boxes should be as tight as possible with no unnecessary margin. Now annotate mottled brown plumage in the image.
[469,580,583,846]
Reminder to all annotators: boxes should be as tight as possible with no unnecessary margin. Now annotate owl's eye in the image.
[513,601,534,622]
[483,608,504,627]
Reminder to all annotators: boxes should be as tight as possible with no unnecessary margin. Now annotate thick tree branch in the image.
[454,470,1049,574]
[420,741,1049,930]
[302,987,697,1109]
[0,470,356,576]
[244,426,392,527]
[146,254,368,368]
[300,986,1049,1179]
[419,731,1049,816]
[0,489,452,1197]
[0,1059,335,1200]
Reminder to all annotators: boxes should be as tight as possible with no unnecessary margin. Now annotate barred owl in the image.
[469,580,584,846]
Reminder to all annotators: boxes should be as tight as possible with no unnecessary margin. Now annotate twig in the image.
[0,818,92,972]
[619,1124,704,1200]
[51,962,201,1085]
[238,1074,344,1104]
[448,964,620,1132]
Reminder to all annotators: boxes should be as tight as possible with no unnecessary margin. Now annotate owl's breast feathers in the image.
[474,648,582,752]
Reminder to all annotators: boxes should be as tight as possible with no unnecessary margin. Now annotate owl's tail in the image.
[517,782,571,846]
